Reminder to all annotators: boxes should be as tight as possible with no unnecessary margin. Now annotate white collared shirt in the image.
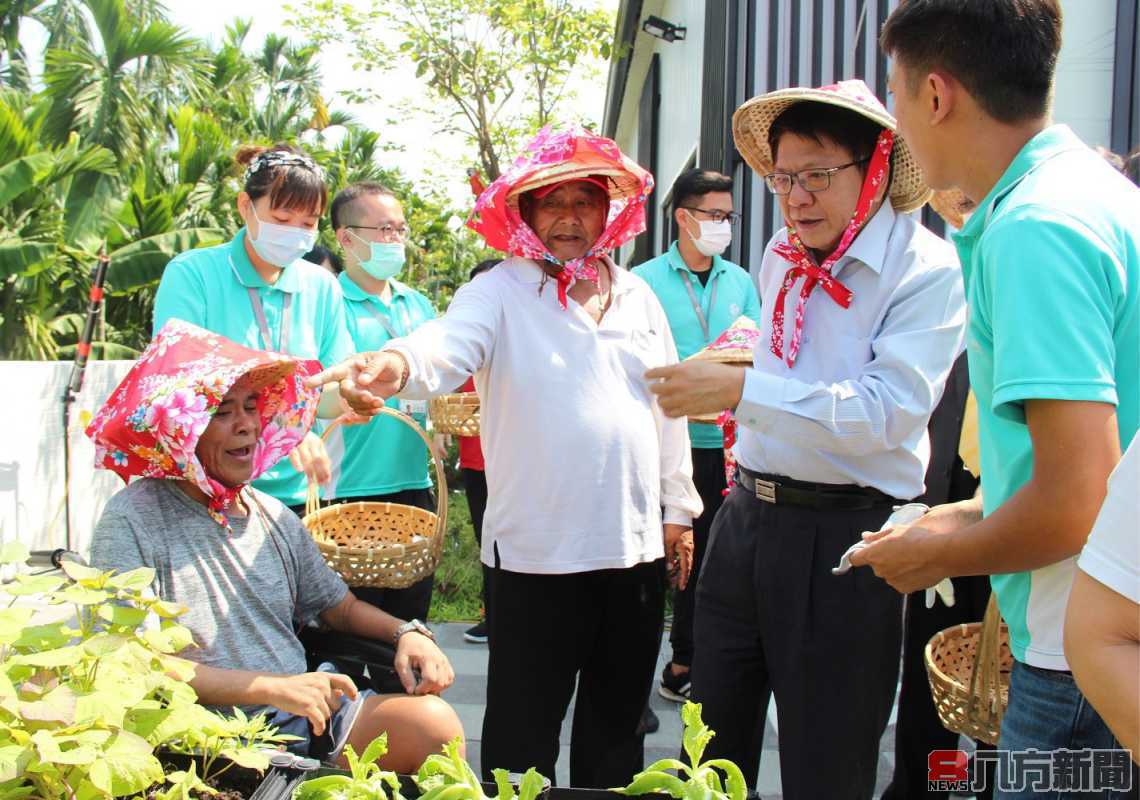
[386,256,703,574]
[735,203,967,499]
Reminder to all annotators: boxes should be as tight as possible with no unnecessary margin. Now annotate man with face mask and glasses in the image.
[631,168,761,705]
[319,182,443,674]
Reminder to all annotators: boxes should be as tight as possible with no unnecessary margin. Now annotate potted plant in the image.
[0,543,292,799]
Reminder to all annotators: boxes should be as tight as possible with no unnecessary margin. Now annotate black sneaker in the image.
[637,705,660,736]
[463,620,488,644]
[658,662,691,703]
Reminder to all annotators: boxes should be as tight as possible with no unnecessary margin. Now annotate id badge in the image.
[399,398,428,416]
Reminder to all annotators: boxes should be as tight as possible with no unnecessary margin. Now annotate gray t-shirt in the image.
[89,479,348,713]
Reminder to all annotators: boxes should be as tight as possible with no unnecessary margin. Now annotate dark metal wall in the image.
[699,0,903,271]
[633,55,661,266]
[1111,0,1140,157]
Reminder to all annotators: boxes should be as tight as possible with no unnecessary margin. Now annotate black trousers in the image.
[481,559,667,787]
[669,446,727,667]
[691,485,902,799]
[881,575,995,800]
[461,468,491,622]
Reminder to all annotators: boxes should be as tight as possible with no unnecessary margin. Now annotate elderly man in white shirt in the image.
[648,81,966,800]
[309,127,702,788]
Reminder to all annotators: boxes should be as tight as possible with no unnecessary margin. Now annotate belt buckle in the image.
[755,478,777,504]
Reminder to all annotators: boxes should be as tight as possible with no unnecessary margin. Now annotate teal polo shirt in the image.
[633,242,762,448]
[954,124,1139,669]
[153,227,355,506]
[331,272,437,498]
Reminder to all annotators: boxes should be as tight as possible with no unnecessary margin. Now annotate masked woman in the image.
[87,320,462,771]
[153,143,354,510]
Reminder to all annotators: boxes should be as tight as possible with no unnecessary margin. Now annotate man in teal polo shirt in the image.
[327,182,442,647]
[154,145,354,510]
[632,168,761,704]
[856,2,1140,794]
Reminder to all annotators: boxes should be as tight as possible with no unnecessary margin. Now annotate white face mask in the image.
[247,207,317,267]
[685,212,733,256]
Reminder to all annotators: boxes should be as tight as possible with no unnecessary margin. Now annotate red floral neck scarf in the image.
[769,128,894,368]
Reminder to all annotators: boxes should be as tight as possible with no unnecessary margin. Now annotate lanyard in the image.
[680,270,718,344]
[361,296,412,340]
[246,287,292,353]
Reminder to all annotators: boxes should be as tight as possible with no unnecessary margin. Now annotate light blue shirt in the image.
[330,273,437,498]
[153,228,355,506]
[734,202,967,499]
[954,124,1140,669]
[633,243,762,448]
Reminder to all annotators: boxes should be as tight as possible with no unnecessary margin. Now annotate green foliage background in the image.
[0,0,492,360]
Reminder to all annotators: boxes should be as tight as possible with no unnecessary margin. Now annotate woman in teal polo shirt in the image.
[323,181,442,651]
[153,143,355,509]
[632,167,761,704]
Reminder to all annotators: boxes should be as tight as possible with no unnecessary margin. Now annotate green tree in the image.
[292,0,614,181]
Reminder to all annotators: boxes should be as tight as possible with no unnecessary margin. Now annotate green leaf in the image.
[19,685,77,725]
[0,542,29,566]
[2,574,65,596]
[703,760,748,800]
[54,584,109,605]
[97,603,149,628]
[106,228,224,289]
[60,560,105,584]
[9,621,72,650]
[492,768,513,800]
[0,242,54,279]
[106,567,156,591]
[515,768,546,800]
[86,730,162,796]
[218,746,270,771]
[360,732,388,766]
[611,770,687,798]
[30,730,95,766]
[11,644,84,668]
[0,743,32,783]
[0,609,35,644]
[680,702,714,768]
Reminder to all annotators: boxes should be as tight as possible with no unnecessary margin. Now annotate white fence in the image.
[0,360,135,559]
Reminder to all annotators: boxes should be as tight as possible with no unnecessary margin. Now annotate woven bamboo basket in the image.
[924,593,1013,745]
[303,407,448,589]
[428,392,480,437]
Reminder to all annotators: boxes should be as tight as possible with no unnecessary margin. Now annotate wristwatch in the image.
[394,618,435,645]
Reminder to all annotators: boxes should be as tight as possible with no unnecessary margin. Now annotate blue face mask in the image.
[248,208,317,267]
[349,230,406,280]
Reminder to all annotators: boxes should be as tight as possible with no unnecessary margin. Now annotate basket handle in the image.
[965,593,1005,725]
[305,409,449,549]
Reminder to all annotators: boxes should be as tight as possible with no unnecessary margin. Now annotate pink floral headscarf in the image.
[468,126,654,308]
[86,320,321,528]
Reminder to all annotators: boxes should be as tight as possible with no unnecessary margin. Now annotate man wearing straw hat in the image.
[308,127,703,787]
[647,81,966,798]
[854,1,1140,795]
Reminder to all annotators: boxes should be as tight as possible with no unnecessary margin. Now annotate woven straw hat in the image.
[732,79,932,213]
[508,158,645,208]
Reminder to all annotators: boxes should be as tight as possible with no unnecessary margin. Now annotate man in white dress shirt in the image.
[308,129,702,788]
[647,81,966,799]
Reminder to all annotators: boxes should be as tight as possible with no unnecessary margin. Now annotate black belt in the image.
[736,466,895,511]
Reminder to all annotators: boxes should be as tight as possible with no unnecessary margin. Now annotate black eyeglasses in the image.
[346,223,409,241]
[763,158,871,195]
[680,207,741,225]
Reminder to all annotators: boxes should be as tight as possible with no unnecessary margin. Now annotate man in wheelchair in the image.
[87,320,464,771]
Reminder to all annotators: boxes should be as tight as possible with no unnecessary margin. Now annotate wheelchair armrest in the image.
[297,626,397,673]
